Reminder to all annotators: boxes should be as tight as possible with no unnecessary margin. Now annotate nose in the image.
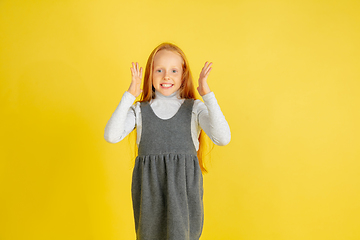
[164,71,170,80]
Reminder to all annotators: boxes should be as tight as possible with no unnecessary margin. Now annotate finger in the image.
[140,67,143,77]
[205,65,212,74]
[200,62,206,72]
[131,62,136,74]
[136,62,139,73]
[138,65,142,76]
[134,62,138,74]
[205,62,212,71]
[201,62,211,74]
[204,63,212,74]
[203,61,209,70]
[205,67,212,77]
[138,64,142,76]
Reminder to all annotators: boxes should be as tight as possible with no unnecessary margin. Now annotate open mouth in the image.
[160,83,173,88]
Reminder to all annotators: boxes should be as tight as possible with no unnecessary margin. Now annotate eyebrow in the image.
[153,65,181,69]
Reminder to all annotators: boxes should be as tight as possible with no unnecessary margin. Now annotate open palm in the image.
[197,62,212,96]
[128,62,143,97]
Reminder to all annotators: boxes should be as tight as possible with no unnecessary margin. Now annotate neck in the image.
[154,90,181,99]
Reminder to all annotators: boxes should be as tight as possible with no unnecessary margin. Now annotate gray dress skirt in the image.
[131,99,204,240]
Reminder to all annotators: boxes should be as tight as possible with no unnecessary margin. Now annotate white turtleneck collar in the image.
[150,90,185,119]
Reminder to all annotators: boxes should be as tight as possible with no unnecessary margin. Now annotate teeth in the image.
[161,84,172,87]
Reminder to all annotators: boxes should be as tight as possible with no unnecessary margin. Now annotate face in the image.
[152,49,183,96]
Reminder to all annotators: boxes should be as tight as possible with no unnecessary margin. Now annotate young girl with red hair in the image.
[104,42,230,240]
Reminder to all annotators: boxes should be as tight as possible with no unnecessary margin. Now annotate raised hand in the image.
[128,62,143,97]
[197,62,212,96]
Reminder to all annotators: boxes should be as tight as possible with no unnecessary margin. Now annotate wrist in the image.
[202,89,211,96]
[199,86,211,96]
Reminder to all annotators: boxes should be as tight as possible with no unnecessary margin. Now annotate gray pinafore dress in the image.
[131,99,204,240]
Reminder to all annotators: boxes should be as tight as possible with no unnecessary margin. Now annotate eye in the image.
[156,69,162,73]
[172,70,177,73]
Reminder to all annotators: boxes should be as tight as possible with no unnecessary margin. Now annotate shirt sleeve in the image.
[196,92,231,146]
[104,91,137,143]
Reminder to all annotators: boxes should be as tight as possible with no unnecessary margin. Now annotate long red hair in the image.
[138,42,211,173]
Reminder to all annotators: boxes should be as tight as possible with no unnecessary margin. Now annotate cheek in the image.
[152,75,160,83]
[151,77,156,88]
[177,74,183,84]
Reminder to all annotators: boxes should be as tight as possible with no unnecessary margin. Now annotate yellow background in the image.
[1,0,359,239]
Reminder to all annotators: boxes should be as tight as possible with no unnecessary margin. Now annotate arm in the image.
[104,91,137,143]
[104,62,143,143]
[196,62,230,145]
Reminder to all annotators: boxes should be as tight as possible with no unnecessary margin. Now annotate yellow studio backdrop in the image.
[1,0,359,239]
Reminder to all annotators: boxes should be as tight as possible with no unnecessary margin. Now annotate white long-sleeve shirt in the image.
[104,90,231,150]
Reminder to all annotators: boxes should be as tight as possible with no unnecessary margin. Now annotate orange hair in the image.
[138,42,212,173]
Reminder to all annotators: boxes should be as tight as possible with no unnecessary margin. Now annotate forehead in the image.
[153,50,183,66]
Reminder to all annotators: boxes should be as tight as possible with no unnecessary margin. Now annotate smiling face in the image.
[152,49,184,96]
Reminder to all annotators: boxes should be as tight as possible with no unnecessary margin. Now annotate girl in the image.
[104,42,230,240]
